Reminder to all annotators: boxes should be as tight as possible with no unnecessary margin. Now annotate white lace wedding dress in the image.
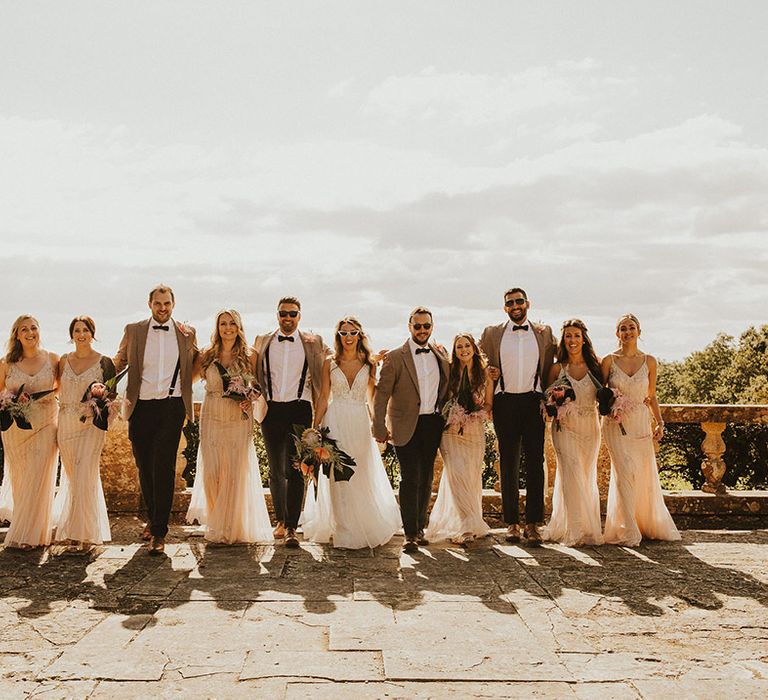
[301,363,401,549]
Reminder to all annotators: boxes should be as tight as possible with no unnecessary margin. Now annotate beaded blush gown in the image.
[2,356,58,547]
[425,384,491,544]
[52,357,111,544]
[602,359,680,546]
[302,362,401,549]
[542,368,604,547]
[186,363,273,543]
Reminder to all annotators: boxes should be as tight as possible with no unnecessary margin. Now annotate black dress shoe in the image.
[402,539,418,554]
[284,529,300,548]
[417,531,429,546]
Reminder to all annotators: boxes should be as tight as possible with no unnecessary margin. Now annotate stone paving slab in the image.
[1,521,767,698]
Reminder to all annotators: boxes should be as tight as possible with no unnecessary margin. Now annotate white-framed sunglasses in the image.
[338,330,360,337]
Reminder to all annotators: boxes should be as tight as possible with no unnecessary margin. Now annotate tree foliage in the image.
[657,325,768,490]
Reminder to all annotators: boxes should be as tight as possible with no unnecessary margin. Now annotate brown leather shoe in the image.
[524,524,542,547]
[149,536,165,555]
[284,529,300,548]
[402,538,418,554]
[273,522,286,539]
[505,524,521,543]
[141,526,152,542]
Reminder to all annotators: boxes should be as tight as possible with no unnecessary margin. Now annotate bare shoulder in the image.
[645,354,657,369]
[48,351,61,365]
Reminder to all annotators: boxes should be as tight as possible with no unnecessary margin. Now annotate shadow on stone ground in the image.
[1,518,767,698]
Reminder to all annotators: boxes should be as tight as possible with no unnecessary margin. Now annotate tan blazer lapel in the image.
[135,320,150,374]
[401,342,420,394]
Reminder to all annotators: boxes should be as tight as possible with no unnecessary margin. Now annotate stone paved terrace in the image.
[1,519,767,699]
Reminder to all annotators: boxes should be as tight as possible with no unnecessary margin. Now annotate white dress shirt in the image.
[267,330,312,403]
[140,318,182,400]
[497,319,541,394]
[409,338,440,415]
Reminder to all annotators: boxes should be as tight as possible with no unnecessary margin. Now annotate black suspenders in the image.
[168,359,181,396]
[498,326,540,394]
[265,337,309,401]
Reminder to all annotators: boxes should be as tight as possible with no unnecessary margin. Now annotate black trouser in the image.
[492,391,545,524]
[395,413,444,538]
[128,397,186,538]
[261,399,312,530]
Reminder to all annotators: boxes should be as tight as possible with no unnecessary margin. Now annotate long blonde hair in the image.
[333,316,376,378]
[200,309,252,373]
[5,315,39,363]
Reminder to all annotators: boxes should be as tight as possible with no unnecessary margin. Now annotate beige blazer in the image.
[372,340,450,447]
[479,320,557,392]
[114,319,199,420]
[252,331,329,420]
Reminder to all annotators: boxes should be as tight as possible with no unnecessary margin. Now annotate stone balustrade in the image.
[96,403,768,527]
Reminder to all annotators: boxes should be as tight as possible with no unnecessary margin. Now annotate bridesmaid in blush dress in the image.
[53,316,113,550]
[0,315,59,550]
[601,314,680,546]
[542,319,604,547]
[425,333,493,545]
[186,310,273,544]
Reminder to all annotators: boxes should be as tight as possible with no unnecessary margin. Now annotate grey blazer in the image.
[372,340,450,447]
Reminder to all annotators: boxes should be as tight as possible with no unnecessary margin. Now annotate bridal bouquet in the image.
[214,362,262,419]
[441,367,488,435]
[292,426,356,496]
[80,365,129,431]
[596,387,636,435]
[0,384,55,431]
[543,376,576,431]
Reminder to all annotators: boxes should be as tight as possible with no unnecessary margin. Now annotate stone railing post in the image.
[700,421,727,495]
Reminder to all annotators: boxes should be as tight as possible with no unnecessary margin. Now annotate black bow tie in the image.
[415,347,431,355]
[278,335,294,343]
[152,324,170,331]
[512,324,529,332]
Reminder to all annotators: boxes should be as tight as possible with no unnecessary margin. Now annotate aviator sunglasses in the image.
[279,310,299,318]
[411,323,432,330]
[505,298,527,307]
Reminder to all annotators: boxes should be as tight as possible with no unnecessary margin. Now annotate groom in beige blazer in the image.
[372,306,450,553]
[480,287,556,546]
[114,284,199,554]
[252,296,329,547]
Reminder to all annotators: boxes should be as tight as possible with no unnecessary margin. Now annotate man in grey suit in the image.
[480,287,557,546]
[114,284,199,555]
[253,296,329,548]
[372,307,450,553]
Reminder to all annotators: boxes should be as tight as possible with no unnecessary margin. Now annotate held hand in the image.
[372,426,390,443]
[653,423,664,441]
[488,366,501,381]
[239,399,252,413]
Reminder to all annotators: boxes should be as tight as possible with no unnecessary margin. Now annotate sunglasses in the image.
[505,298,527,307]
[411,323,432,331]
[278,310,299,318]
[337,330,360,337]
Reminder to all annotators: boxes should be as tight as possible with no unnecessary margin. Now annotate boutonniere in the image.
[176,321,193,338]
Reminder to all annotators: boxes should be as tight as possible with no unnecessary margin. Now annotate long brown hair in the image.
[200,309,252,373]
[448,332,487,398]
[5,315,39,363]
[556,319,601,381]
[333,316,376,378]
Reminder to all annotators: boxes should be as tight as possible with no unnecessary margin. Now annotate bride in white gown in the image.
[301,316,401,549]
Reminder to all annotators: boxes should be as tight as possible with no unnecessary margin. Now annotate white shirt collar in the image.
[408,338,430,353]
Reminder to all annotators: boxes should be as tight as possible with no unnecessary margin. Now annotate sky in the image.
[1,1,766,363]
